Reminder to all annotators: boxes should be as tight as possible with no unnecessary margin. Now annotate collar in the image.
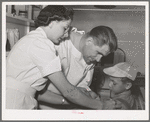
[36,27,48,39]
[70,40,94,69]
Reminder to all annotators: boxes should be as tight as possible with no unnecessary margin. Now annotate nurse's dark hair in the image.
[87,26,118,53]
[34,5,74,27]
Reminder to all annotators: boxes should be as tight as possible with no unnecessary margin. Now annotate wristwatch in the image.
[62,98,65,105]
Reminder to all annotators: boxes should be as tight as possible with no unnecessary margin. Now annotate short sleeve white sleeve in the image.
[28,39,61,77]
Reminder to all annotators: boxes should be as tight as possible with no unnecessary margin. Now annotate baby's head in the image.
[103,62,137,95]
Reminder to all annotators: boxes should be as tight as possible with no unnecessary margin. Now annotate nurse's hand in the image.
[102,99,122,110]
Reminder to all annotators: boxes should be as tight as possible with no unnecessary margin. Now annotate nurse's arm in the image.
[47,71,105,109]
[37,90,70,105]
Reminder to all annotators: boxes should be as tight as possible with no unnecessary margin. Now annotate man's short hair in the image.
[88,26,118,53]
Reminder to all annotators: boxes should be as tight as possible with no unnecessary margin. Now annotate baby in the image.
[103,62,139,110]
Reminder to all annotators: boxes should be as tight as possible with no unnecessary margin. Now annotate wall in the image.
[72,10,145,74]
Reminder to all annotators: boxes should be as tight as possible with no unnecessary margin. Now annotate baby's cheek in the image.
[109,82,113,88]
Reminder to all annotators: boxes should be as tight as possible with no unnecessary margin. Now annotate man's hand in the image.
[103,99,122,110]
[88,91,100,100]
[77,87,100,100]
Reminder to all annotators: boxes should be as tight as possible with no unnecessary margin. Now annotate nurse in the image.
[6,5,73,109]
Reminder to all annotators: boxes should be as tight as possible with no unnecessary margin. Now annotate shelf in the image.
[73,8,145,12]
[6,51,10,57]
[32,5,42,10]
[6,13,34,26]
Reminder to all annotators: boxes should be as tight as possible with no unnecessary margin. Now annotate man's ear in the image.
[125,82,132,90]
[85,37,94,45]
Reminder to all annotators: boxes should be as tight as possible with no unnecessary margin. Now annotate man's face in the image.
[82,41,110,65]
[108,77,126,95]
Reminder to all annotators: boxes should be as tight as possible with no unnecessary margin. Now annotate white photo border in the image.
[2,1,149,121]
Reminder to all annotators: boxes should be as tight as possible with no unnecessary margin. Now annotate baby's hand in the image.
[103,99,122,110]
[95,96,101,100]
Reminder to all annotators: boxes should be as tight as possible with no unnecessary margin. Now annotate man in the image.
[38,26,118,109]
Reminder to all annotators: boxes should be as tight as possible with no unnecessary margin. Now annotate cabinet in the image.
[6,5,41,56]
[6,5,35,37]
